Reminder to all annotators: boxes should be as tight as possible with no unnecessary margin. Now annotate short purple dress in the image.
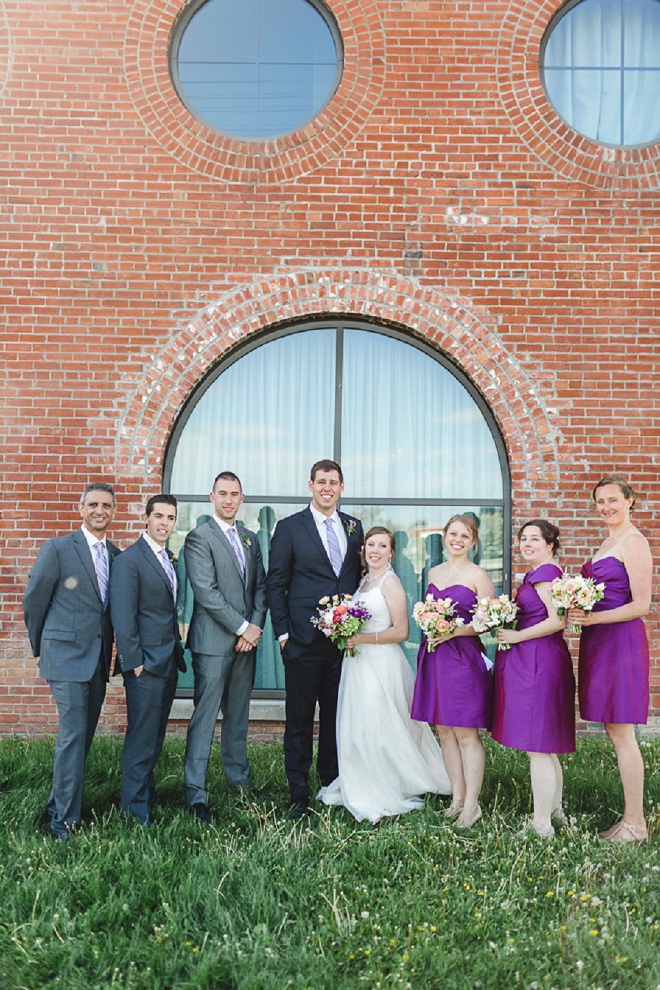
[411,584,492,729]
[491,563,575,753]
[578,557,649,724]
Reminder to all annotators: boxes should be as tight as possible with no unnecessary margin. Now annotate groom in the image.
[266,460,363,819]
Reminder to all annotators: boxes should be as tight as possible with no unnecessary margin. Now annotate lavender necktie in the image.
[159,548,177,597]
[227,526,246,578]
[93,541,109,604]
[324,517,343,577]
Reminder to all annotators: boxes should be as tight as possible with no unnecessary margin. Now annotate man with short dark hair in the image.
[182,472,267,821]
[266,460,363,819]
[23,483,120,839]
[109,494,186,826]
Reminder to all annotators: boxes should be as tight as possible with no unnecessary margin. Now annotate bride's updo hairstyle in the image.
[518,519,560,555]
[442,513,479,546]
[361,526,395,573]
[592,475,637,509]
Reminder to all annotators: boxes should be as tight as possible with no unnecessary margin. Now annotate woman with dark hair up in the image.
[491,520,575,838]
[411,514,495,830]
[568,476,652,844]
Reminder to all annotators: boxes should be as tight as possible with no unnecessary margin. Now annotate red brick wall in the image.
[2,0,658,735]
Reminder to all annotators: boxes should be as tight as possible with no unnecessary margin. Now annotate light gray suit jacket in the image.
[182,519,267,657]
[23,529,121,682]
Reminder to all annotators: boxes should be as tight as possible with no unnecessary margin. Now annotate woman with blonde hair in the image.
[411,514,495,829]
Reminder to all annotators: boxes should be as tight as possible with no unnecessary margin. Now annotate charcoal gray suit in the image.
[182,518,266,805]
[110,536,186,824]
[23,529,120,837]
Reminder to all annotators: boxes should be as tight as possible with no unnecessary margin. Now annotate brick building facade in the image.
[2,0,658,737]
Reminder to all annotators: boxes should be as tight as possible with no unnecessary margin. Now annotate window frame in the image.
[168,0,344,141]
[164,317,512,698]
[539,0,660,150]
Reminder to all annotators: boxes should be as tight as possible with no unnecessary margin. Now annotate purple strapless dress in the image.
[411,584,492,729]
[578,557,649,724]
[491,563,575,753]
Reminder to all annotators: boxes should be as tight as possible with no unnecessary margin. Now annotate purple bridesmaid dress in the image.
[578,557,649,724]
[411,584,492,729]
[491,563,575,753]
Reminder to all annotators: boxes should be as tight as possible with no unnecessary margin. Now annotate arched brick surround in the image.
[497,0,660,191]
[124,0,386,184]
[114,269,561,494]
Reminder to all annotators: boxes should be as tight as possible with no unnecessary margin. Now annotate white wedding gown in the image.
[318,572,451,823]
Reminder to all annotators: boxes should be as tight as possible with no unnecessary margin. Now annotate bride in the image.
[318,527,451,822]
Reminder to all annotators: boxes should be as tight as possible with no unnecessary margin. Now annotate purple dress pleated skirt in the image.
[411,584,492,729]
[578,557,649,724]
[491,563,575,753]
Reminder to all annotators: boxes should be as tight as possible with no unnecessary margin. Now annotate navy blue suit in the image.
[110,536,186,823]
[266,507,363,803]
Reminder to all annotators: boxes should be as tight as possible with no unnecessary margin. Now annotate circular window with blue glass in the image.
[170,0,343,140]
[541,0,660,148]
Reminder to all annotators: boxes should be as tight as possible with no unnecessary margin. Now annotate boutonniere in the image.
[168,552,179,566]
[241,534,252,550]
[344,519,357,538]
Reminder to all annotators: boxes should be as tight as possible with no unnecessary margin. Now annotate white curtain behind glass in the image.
[543,0,660,146]
[341,329,502,500]
[169,329,335,495]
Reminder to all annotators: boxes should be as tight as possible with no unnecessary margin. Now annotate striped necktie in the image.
[93,541,109,604]
[227,526,246,578]
[325,517,343,577]
[159,548,177,597]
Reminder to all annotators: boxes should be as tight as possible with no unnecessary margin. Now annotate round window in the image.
[541,0,660,148]
[170,0,342,140]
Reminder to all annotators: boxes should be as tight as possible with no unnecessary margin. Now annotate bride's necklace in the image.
[602,522,634,547]
[363,563,391,587]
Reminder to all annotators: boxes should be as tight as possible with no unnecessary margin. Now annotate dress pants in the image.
[184,649,256,806]
[283,641,342,804]
[47,654,106,837]
[121,661,178,823]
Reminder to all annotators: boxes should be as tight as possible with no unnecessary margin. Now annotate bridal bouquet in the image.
[311,594,372,657]
[470,594,519,650]
[550,573,605,634]
[413,595,464,645]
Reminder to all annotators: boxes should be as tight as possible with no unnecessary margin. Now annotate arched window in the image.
[165,320,510,694]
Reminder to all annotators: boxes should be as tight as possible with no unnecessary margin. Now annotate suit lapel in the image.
[338,512,359,576]
[208,519,245,583]
[302,507,336,576]
[73,529,104,602]
[139,537,174,597]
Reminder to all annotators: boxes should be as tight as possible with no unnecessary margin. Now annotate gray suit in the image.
[182,518,266,804]
[110,536,186,824]
[22,529,120,837]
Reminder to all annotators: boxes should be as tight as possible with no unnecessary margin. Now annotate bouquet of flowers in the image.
[310,594,372,657]
[550,573,605,634]
[412,595,464,645]
[470,594,519,650]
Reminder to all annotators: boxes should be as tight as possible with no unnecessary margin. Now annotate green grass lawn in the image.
[0,736,657,990]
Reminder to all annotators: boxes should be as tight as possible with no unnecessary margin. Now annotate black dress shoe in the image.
[190,802,212,822]
[290,802,309,822]
[51,829,73,842]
